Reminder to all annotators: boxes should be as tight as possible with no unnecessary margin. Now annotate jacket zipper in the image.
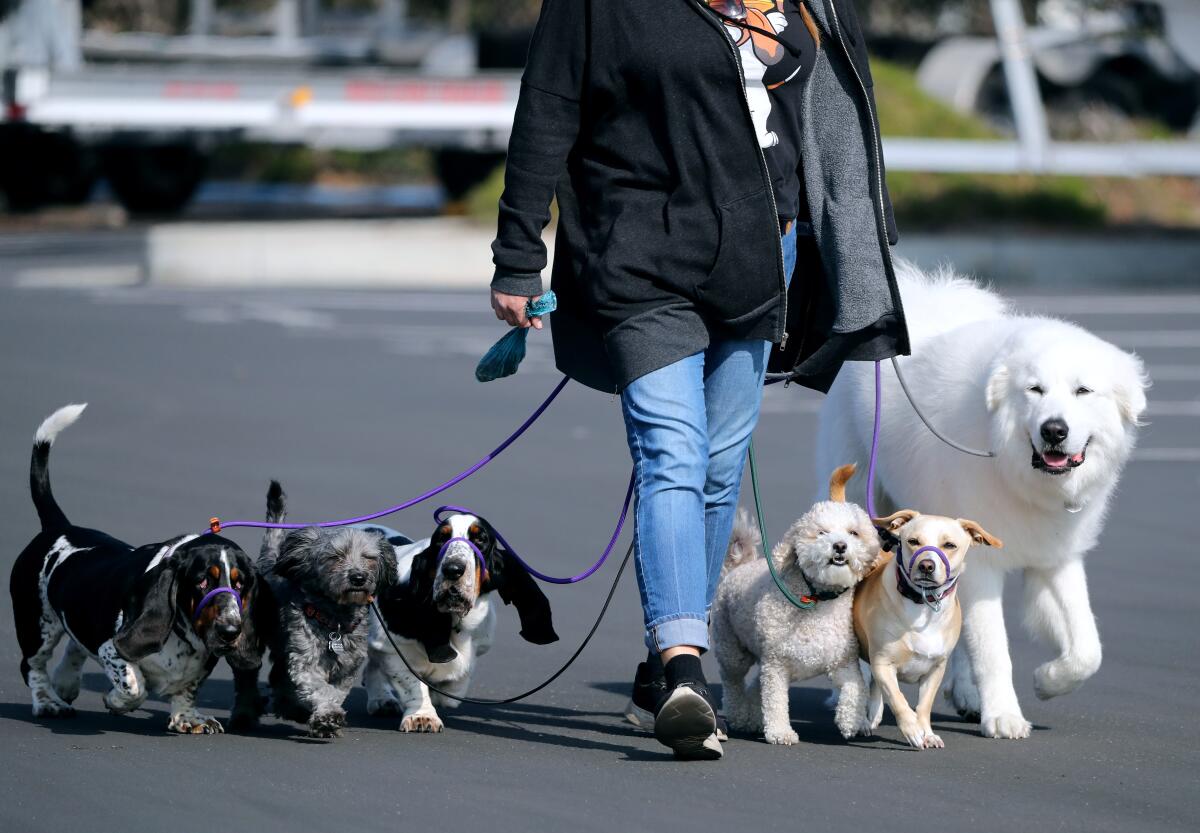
[693,0,789,349]
[826,1,892,273]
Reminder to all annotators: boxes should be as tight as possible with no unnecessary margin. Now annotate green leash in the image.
[747,438,817,610]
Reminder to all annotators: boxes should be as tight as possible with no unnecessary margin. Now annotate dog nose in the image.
[832,541,847,555]
[348,570,368,587]
[216,621,240,643]
[442,561,465,580]
[1040,418,1069,444]
[918,559,936,575]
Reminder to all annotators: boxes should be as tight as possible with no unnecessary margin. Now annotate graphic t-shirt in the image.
[705,1,818,223]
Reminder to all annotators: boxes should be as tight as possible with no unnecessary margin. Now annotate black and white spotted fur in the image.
[9,404,262,734]
[243,482,399,738]
[363,513,559,733]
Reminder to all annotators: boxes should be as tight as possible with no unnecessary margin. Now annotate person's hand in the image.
[491,289,544,330]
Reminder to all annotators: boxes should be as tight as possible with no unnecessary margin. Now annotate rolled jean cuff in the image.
[645,613,709,653]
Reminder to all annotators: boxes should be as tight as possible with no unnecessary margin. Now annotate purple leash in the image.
[204,376,569,535]
[433,469,635,585]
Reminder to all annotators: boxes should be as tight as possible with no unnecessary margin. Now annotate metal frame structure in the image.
[2,0,1198,176]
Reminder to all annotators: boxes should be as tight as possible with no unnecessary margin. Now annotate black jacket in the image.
[491,0,908,393]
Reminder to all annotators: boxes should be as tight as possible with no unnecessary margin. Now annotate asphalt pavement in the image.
[0,253,1197,833]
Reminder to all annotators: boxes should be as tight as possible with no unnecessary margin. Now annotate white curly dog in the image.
[817,262,1148,739]
[710,466,879,745]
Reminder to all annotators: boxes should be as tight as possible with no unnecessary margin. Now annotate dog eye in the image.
[943,542,957,550]
[1075,386,1092,396]
[848,529,859,537]
[907,538,919,547]
[1027,385,1044,395]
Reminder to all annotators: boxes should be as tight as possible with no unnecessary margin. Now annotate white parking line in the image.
[1132,448,1200,463]
[1099,331,1200,349]
[1147,365,1200,382]
[15,265,143,288]
[1014,296,1200,315]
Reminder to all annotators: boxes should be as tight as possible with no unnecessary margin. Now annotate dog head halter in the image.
[193,586,242,622]
[432,507,491,580]
[896,544,958,613]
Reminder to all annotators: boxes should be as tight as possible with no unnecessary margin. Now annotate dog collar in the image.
[797,569,848,602]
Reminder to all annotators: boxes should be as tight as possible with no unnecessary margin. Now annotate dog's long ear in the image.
[873,509,920,531]
[273,527,320,581]
[957,519,1003,548]
[494,547,558,645]
[1113,351,1149,427]
[374,535,399,590]
[985,364,1010,413]
[225,551,275,669]
[828,464,856,502]
[112,550,181,661]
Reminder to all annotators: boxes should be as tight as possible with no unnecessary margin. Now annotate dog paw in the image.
[228,699,264,732]
[102,688,142,715]
[308,711,346,739]
[367,697,402,718]
[898,719,927,749]
[32,694,75,719]
[1034,657,1095,701]
[944,679,981,722]
[922,732,945,749]
[981,712,1032,739]
[763,726,799,746]
[169,712,225,734]
[855,718,875,737]
[400,713,444,733]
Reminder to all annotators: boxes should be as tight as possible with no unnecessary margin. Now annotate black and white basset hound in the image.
[362,513,558,732]
[9,405,262,734]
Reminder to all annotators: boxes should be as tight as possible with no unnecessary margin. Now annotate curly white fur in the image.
[711,503,879,744]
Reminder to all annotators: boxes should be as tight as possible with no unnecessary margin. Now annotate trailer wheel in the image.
[434,149,507,200]
[101,141,208,216]
[0,126,99,212]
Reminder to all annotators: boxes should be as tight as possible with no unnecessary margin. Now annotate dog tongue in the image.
[1070,451,1085,463]
[1042,451,1070,467]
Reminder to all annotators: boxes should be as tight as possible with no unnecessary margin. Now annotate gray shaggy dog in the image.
[254,482,398,738]
[710,465,880,745]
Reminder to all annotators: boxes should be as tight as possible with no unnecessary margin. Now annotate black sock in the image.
[664,654,706,689]
[645,649,664,678]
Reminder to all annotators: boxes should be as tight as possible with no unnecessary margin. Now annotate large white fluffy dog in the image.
[816,262,1148,739]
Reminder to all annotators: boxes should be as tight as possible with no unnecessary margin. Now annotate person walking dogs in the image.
[489,0,909,760]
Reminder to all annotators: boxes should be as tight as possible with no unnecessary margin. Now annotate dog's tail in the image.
[723,509,761,575]
[828,463,856,502]
[259,480,288,570]
[30,404,87,532]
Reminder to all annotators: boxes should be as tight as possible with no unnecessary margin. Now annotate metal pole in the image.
[189,0,214,37]
[276,0,301,44]
[989,0,1050,170]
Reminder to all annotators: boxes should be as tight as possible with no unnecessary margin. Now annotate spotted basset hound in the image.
[362,513,559,732]
[10,405,262,734]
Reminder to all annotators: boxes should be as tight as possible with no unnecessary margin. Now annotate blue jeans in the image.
[621,226,797,652]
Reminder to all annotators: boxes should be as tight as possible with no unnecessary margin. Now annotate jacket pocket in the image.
[695,189,781,325]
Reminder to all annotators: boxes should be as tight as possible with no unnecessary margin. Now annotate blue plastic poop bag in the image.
[475,291,557,382]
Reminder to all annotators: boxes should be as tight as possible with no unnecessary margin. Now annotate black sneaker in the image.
[624,658,728,741]
[652,655,723,760]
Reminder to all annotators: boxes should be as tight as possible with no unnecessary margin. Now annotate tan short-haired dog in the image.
[853,510,1001,749]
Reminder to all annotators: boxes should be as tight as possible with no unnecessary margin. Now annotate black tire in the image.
[0,126,99,212]
[100,140,208,216]
[434,149,506,200]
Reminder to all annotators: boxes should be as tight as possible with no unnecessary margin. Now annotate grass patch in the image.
[209,144,434,186]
